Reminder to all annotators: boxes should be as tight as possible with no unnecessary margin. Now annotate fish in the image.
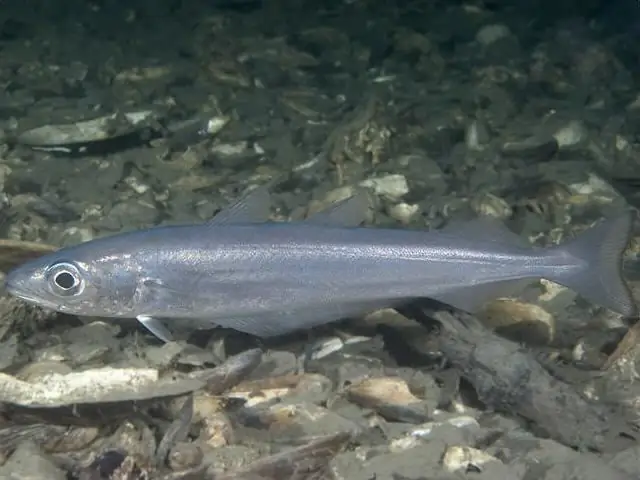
[4,185,638,342]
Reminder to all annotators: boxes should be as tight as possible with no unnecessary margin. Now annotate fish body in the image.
[4,187,637,340]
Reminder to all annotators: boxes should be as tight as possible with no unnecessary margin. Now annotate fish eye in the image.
[46,262,84,296]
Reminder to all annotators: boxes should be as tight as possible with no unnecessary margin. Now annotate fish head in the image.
[5,242,142,318]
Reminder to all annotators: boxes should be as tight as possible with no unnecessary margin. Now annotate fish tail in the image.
[551,211,637,317]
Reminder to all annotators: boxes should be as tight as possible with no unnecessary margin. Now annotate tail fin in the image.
[552,212,637,317]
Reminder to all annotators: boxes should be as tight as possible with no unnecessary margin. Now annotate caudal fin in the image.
[552,212,637,317]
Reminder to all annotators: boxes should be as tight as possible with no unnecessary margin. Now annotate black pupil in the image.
[55,271,76,289]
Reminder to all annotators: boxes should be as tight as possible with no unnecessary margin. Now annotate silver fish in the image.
[5,186,637,342]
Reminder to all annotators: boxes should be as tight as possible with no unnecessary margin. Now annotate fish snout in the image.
[4,269,22,295]
[4,267,44,304]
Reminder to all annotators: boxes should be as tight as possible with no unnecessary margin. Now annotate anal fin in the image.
[430,279,534,313]
[210,299,399,337]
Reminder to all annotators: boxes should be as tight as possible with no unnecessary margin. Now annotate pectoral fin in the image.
[137,314,174,343]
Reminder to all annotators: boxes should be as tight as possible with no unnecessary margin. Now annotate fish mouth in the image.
[7,289,47,306]
[4,281,24,299]
[10,292,66,312]
[11,292,40,304]
[4,272,61,311]
[4,281,56,310]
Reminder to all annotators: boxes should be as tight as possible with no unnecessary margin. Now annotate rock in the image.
[360,174,409,200]
[476,24,512,46]
[0,441,66,480]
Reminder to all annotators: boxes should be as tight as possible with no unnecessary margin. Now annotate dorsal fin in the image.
[305,190,370,227]
[442,217,529,248]
[208,185,272,225]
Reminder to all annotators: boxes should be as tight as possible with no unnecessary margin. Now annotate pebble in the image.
[145,342,185,368]
[476,24,512,46]
[62,321,121,344]
[479,299,555,345]
[0,441,66,480]
[501,135,558,161]
[442,445,502,473]
[65,343,110,365]
[0,335,19,370]
[123,175,151,195]
[201,411,234,448]
[58,226,95,246]
[307,185,358,217]
[553,121,587,149]
[168,442,203,470]
[465,119,491,151]
[95,199,159,231]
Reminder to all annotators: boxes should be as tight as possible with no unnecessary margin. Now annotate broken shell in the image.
[0,423,99,454]
[307,186,358,217]
[307,337,346,361]
[0,239,57,272]
[476,24,512,46]
[145,342,186,368]
[519,180,573,217]
[360,308,418,329]
[193,348,263,395]
[442,445,501,472]
[501,135,558,161]
[216,432,350,480]
[0,366,205,407]
[44,425,100,453]
[347,376,419,407]
[239,402,361,440]
[360,174,409,200]
[189,394,226,422]
[553,120,587,149]
[479,299,555,345]
[156,396,193,467]
[409,415,480,440]
[387,202,420,224]
[470,192,512,220]
[568,173,621,205]
[465,119,491,151]
[538,279,577,311]
[389,435,422,453]
[168,442,203,471]
[16,110,158,151]
[200,410,234,448]
[16,361,73,382]
[227,373,332,407]
[103,421,156,460]
[346,377,430,423]
[78,450,126,479]
[171,114,229,138]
